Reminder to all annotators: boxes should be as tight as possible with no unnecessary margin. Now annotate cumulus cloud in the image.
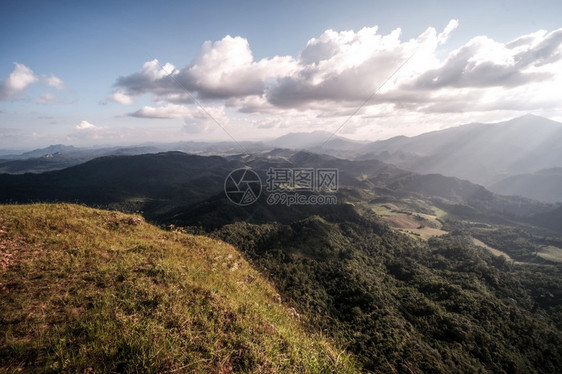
[130,103,192,118]
[113,23,562,138]
[181,36,296,99]
[266,27,414,107]
[109,91,134,105]
[114,35,297,103]
[75,120,99,130]
[0,63,67,102]
[114,59,178,97]
[400,27,562,117]
[70,120,113,143]
[411,31,560,89]
[437,19,459,44]
[113,22,462,111]
[0,63,38,100]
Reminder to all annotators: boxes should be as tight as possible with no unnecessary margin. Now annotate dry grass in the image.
[538,246,562,263]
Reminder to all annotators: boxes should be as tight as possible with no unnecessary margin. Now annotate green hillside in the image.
[0,204,357,373]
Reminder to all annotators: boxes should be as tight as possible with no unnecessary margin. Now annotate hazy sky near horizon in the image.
[1,0,562,149]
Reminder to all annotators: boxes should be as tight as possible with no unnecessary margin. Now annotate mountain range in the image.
[3,115,562,202]
[0,150,556,226]
[348,114,562,202]
[293,115,562,203]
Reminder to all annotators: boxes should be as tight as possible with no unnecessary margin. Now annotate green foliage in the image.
[463,225,562,264]
[210,213,562,373]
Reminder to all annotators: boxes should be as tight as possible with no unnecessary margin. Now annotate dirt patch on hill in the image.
[0,226,23,270]
[0,226,47,271]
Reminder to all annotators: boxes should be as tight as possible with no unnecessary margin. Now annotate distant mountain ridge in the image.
[257,114,562,203]
[0,150,556,231]
[490,167,562,203]
[355,114,562,184]
[3,114,562,202]
[267,130,364,150]
[0,142,265,174]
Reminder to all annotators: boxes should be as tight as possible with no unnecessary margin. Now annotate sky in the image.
[1,0,562,150]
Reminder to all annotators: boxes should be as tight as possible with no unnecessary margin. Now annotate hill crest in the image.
[0,203,356,373]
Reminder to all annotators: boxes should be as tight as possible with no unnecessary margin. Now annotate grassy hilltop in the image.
[0,204,357,373]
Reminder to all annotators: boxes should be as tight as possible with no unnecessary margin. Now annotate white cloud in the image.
[129,103,230,130]
[113,59,179,100]
[182,35,297,99]
[114,22,461,110]
[0,63,38,100]
[130,103,192,118]
[0,63,67,103]
[265,26,415,107]
[75,120,99,130]
[111,23,562,139]
[110,91,134,105]
[38,93,54,104]
[141,59,177,80]
[437,19,459,44]
[69,120,113,143]
[114,36,297,102]
[45,74,65,90]
[413,28,562,90]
